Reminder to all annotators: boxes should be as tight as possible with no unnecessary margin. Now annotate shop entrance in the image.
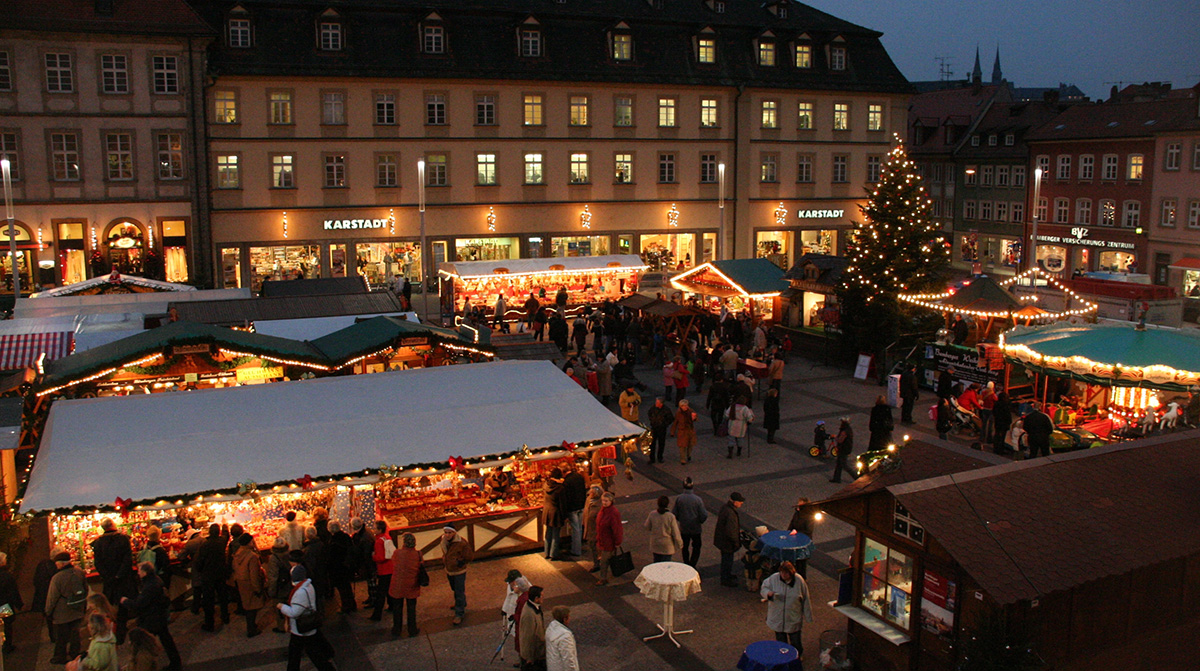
[104,221,145,275]
[0,221,34,293]
[56,222,88,287]
[161,219,188,283]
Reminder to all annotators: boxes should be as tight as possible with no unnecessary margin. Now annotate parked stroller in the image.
[949,399,981,436]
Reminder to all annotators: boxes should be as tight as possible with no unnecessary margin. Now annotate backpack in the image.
[138,545,163,575]
[64,571,88,607]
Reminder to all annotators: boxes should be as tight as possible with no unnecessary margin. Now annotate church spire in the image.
[991,46,1003,84]
[971,46,982,84]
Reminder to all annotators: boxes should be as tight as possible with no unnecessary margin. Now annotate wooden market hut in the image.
[669,258,787,322]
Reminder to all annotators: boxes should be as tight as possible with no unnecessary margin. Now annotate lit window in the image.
[697,38,715,64]
[761,100,778,129]
[425,93,446,125]
[1128,154,1143,180]
[105,132,135,180]
[523,95,543,126]
[569,96,590,126]
[1099,199,1116,226]
[760,154,777,183]
[860,536,913,630]
[157,132,184,180]
[797,155,812,183]
[228,18,251,48]
[833,103,849,130]
[521,29,542,58]
[272,155,294,188]
[426,154,447,185]
[214,91,237,123]
[319,22,342,51]
[832,154,847,183]
[868,104,883,131]
[794,44,811,68]
[152,56,179,94]
[701,98,718,127]
[758,41,776,66]
[324,155,346,187]
[100,54,128,94]
[323,92,345,125]
[376,155,397,187]
[964,166,977,186]
[700,153,717,183]
[477,153,497,185]
[614,96,633,127]
[270,91,292,124]
[614,153,633,183]
[215,154,239,188]
[45,53,73,93]
[424,26,445,54]
[658,153,676,183]
[867,155,881,183]
[612,33,632,61]
[524,152,543,184]
[569,153,589,184]
[375,93,395,125]
[829,45,846,70]
[475,95,495,126]
[658,98,677,127]
[797,102,814,129]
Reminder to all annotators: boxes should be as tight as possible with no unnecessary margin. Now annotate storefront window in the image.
[860,536,913,630]
[958,234,978,262]
[355,242,420,286]
[756,231,792,269]
[249,244,321,292]
[703,232,717,263]
[800,229,836,255]
[105,221,144,275]
[329,244,347,277]
[0,223,33,294]
[551,235,609,257]
[221,247,242,288]
[999,239,1021,268]
[161,220,188,283]
[527,237,545,258]
[640,233,695,271]
[1099,251,1135,272]
[1036,245,1067,273]
[618,234,633,255]
[455,237,518,262]
[1185,270,1200,298]
[57,222,87,286]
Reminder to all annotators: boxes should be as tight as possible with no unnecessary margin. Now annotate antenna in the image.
[935,55,954,82]
[1103,81,1128,90]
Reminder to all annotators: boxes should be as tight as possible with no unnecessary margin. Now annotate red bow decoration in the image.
[447,455,466,472]
[296,474,314,490]
[561,440,578,453]
[114,497,132,517]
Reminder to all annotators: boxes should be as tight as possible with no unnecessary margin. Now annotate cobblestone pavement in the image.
[9,353,980,671]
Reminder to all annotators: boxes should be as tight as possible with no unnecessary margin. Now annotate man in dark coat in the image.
[548,311,570,354]
[350,517,376,605]
[950,314,969,345]
[647,398,674,464]
[91,517,135,642]
[326,520,357,613]
[1023,407,1054,458]
[31,553,58,645]
[0,551,23,653]
[714,493,745,587]
[992,392,1013,454]
[123,561,182,669]
[868,396,894,451]
[302,526,331,601]
[561,467,587,557]
[899,364,919,424]
[764,389,781,443]
[193,524,230,630]
[706,377,731,433]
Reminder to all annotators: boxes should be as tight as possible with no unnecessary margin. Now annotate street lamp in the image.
[417,159,430,322]
[0,159,17,308]
[718,162,726,260]
[1028,167,1044,279]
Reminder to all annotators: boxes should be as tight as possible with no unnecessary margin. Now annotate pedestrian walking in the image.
[388,533,422,637]
[726,400,755,458]
[90,517,135,643]
[278,566,337,671]
[830,417,854,483]
[661,362,677,403]
[706,376,731,433]
[582,486,604,572]
[672,356,690,402]
[545,606,580,671]
[45,550,86,664]
[647,398,674,464]
[760,561,813,651]
[979,381,997,443]
[672,399,698,464]
[301,526,330,603]
[672,478,707,567]
[502,569,531,635]
[767,354,784,391]
[594,492,623,586]
[195,524,231,631]
[619,385,642,423]
[715,492,745,587]
[442,526,473,625]
[542,469,566,560]
[370,521,395,621]
[123,561,183,669]
[899,364,919,424]
[561,466,587,558]
[764,389,781,444]
[231,534,267,637]
[0,551,23,654]
[645,496,684,563]
[518,586,547,671]
[868,395,894,451]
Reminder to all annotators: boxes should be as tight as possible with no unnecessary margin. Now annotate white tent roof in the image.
[438,254,647,279]
[16,288,251,320]
[253,312,420,341]
[22,360,642,512]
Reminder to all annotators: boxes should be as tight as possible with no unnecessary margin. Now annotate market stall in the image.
[669,259,786,323]
[20,360,644,570]
[437,255,648,322]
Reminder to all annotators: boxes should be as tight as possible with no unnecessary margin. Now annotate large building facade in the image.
[0,0,213,291]
[188,0,911,290]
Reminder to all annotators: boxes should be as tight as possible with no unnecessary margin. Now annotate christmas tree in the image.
[838,138,949,357]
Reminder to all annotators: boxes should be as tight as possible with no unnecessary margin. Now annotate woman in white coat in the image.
[759,560,813,652]
[545,606,579,671]
[644,495,684,563]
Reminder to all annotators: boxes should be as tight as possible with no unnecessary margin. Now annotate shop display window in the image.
[999,239,1021,268]
[455,237,518,262]
[958,234,978,262]
[221,247,242,288]
[105,221,144,275]
[330,244,347,277]
[756,231,791,270]
[249,244,321,291]
[58,221,89,286]
[1099,251,1136,272]
[551,235,609,257]
[1036,245,1067,273]
[860,536,913,630]
[161,220,188,283]
[355,242,421,286]
[640,233,695,271]
[703,233,717,263]
[1185,270,1200,299]
[800,229,836,255]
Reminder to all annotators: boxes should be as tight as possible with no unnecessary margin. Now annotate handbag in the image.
[295,603,323,634]
[417,562,430,587]
[608,546,635,578]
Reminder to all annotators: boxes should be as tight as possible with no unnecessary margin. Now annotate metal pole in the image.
[417,160,429,323]
[718,162,726,260]
[1,159,17,310]
[1028,167,1043,282]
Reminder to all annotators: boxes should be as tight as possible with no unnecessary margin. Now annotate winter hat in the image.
[504,569,523,583]
[237,532,253,546]
[290,565,308,584]
[729,491,745,502]
[443,525,457,534]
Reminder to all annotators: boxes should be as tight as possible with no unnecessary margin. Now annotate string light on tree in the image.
[774,202,788,226]
[667,203,679,227]
[580,204,592,229]
[486,206,496,232]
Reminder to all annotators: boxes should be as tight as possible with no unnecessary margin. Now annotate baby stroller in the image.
[949,399,981,436]
[809,421,837,458]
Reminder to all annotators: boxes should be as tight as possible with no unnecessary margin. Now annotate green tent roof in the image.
[309,316,476,362]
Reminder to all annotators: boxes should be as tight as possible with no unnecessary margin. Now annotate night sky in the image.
[814,0,1200,100]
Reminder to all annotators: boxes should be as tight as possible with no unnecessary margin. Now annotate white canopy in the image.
[22,359,642,512]
[17,287,251,320]
[438,254,647,279]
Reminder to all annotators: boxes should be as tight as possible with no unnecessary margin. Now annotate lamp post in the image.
[0,159,17,309]
[1028,167,1044,280]
[717,162,726,260]
[417,159,430,322]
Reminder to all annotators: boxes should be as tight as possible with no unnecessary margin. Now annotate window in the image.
[658,153,676,183]
[700,153,717,183]
[1102,154,1118,180]
[1036,154,1050,176]
[697,37,715,64]
[758,41,776,66]
[797,102,814,130]
[980,201,993,221]
[425,154,447,185]
[375,93,395,125]
[981,165,993,186]
[932,164,943,183]
[520,29,542,58]
[569,153,589,184]
[104,132,134,180]
[1013,165,1026,187]
[569,96,590,126]
[988,134,998,146]
[1035,197,1047,222]
[215,154,239,188]
[1123,201,1140,228]
[760,154,777,183]
[658,98,677,127]
[156,132,184,180]
[866,155,882,183]
[376,154,397,187]
[1165,143,1181,170]
[0,51,11,91]
[1054,198,1069,224]
[1056,155,1071,180]
[931,200,941,217]
[995,201,1008,222]
[321,92,345,125]
[1161,199,1177,227]
[612,33,632,61]
[425,93,446,125]
[1078,155,1094,180]
[45,53,73,92]
[1099,199,1116,226]
[475,95,495,126]
[51,133,80,180]
[523,95,543,126]
[148,56,179,95]
[100,55,128,94]
[270,91,292,124]
[829,45,846,70]
[1011,203,1024,223]
[324,154,346,187]
[797,155,813,183]
[997,165,1010,186]
[1005,133,1015,146]
[964,166,977,186]
[964,200,977,219]
[868,104,883,131]
[700,98,719,127]
[271,155,294,188]
[614,153,633,184]
[893,501,925,544]
[831,155,847,183]
[614,96,633,127]
[833,103,849,130]
[319,22,342,51]
[794,44,811,68]
[761,101,778,129]
[970,135,980,147]
[214,91,237,123]
[1189,200,1200,229]
[1128,154,1143,180]
[476,152,497,185]
[0,133,18,180]
[228,18,252,48]
[424,26,445,54]
[1194,143,1200,170]
[861,537,913,630]
[1076,199,1092,225]
[524,152,543,184]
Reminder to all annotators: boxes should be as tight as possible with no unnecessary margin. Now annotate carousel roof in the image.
[671,258,786,297]
[941,276,1023,312]
[438,254,647,279]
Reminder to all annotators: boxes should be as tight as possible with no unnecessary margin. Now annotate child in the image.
[126,627,164,671]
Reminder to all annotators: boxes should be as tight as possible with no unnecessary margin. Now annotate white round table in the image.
[633,561,702,647]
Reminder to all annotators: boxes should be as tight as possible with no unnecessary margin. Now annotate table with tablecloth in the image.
[633,561,701,647]
[737,640,802,671]
[757,530,813,563]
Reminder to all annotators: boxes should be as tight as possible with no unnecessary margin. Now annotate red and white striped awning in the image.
[0,332,73,369]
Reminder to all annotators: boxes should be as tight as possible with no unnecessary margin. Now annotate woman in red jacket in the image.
[388,533,422,637]
[594,491,623,586]
[370,521,394,622]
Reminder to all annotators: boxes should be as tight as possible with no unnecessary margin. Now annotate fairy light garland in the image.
[486,206,496,232]
[774,202,788,226]
[671,262,781,299]
[389,208,395,236]
[282,211,289,239]
[899,268,1099,319]
[580,204,592,229]
[667,203,679,227]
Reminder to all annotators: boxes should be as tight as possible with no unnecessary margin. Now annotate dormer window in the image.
[423,23,445,54]
[794,43,812,68]
[970,134,980,147]
[319,21,342,51]
[829,45,846,71]
[611,31,633,61]
[987,134,997,146]
[520,28,541,57]
[715,1,725,12]
[778,5,788,19]
[1004,133,1015,146]
[758,39,776,66]
[228,17,252,48]
[697,34,716,64]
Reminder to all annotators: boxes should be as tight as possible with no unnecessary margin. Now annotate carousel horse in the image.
[1159,401,1182,431]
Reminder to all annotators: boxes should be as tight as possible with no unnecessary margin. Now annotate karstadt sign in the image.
[324,218,389,230]
[796,209,845,219]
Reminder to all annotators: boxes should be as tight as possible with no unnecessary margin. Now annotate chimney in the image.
[95,0,114,15]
